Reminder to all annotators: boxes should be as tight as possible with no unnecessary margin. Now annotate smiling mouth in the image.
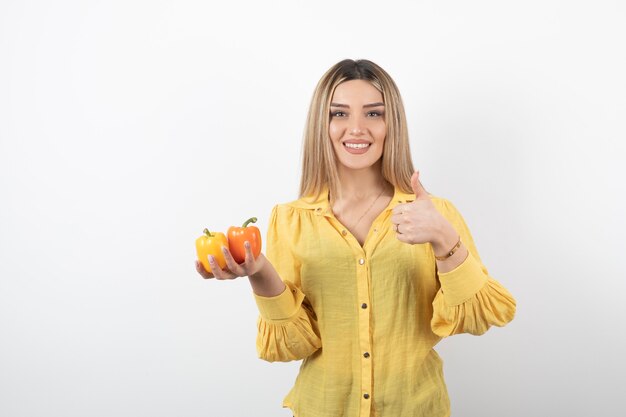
[343,143,371,149]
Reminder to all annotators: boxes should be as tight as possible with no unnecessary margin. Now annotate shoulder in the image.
[268,203,296,221]
[268,196,321,224]
[272,198,318,213]
[429,195,464,221]
[428,194,476,240]
[273,191,327,214]
[429,194,456,211]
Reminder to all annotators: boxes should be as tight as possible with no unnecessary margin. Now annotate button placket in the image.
[356,254,373,417]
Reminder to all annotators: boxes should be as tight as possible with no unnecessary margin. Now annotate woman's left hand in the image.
[390,171,457,248]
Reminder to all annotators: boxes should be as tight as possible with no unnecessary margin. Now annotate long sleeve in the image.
[254,205,322,362]
[430,198,516,337]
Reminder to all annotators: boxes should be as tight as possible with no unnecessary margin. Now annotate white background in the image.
[1,1,625,416]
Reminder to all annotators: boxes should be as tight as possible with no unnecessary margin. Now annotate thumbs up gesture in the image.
[391,171,458,251]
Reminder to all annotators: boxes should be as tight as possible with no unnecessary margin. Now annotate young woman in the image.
[196,59,516,417]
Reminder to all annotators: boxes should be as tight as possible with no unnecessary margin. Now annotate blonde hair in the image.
[299,59,415,200]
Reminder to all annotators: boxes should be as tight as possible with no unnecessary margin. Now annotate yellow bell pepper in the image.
[195,228,228,273]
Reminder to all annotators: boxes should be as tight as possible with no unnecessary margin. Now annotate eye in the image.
[331,111,347,118]
[367,111,383,117]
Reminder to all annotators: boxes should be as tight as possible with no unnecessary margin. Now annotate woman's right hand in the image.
[195,240,286,297]
[195,241,265,280]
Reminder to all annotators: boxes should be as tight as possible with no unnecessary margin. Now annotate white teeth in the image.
[344,143,370,149]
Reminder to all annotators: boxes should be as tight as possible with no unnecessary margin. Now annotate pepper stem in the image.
[203,228,214,237]
[242,217,258,228]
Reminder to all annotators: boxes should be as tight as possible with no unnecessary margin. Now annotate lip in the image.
[342,140,372,155]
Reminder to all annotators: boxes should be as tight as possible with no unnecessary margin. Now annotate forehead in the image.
[331,79,383,104]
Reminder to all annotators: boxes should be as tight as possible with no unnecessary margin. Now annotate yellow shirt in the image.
[254,187,516,417]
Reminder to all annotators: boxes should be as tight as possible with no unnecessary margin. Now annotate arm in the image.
[253,205,322,362]
[247,254,286,297]
[390,171,515,336]
[430,198,516,337]
[195,205,322,361]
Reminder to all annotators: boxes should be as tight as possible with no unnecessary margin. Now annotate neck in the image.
[334,161,390,202]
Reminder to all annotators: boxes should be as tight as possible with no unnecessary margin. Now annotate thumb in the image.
[411,171,429,200]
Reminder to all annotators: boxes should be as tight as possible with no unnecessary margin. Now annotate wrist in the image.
[248,253,267,279]
[248,254,286,297]
[431,224,458,255]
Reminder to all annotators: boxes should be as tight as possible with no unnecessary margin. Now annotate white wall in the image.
[1,1,624,416]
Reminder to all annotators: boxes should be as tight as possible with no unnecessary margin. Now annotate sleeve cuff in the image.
[438,252,489,306]
[253,281,305,321]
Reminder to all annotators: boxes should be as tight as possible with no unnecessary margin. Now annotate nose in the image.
[349,115,365,135]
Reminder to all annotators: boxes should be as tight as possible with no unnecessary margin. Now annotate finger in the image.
[390,213,407,225]
[208,255,234,280]
[243,241,256,270]
[195,260,215,279]
[411,171,429,200]
[391,206,414,224]
[395,231,412,244]
[392,203,410,216]
[221,246,244,276]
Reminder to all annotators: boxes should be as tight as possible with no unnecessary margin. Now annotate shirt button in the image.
[363,393,370,399]
[363,352,370,358]
[341,230,347,236]
[358,258,365,265]
[361,303,367,309]
[315,207,322,212]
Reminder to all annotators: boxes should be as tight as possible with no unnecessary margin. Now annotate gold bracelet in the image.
[434,236,462,261]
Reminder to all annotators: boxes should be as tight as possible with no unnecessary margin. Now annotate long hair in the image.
[299,59,415,200]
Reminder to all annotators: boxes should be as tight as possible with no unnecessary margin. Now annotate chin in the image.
[336,156,383,171]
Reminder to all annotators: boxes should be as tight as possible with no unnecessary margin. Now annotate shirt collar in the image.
[287,186,415,216]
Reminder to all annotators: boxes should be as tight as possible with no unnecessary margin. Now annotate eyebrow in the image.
[330,102,385,108]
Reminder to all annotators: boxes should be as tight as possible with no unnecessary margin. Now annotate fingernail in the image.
[244,241,250,248]
[208,255,215,263]
[222,246,228,253]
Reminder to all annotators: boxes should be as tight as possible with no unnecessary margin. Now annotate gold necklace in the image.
[351,186,386,229]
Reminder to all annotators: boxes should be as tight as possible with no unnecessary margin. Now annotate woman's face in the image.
[328,79,386,172]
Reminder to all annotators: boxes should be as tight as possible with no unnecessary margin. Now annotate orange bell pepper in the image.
[227,217,262,264]
[195,228,228,273]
